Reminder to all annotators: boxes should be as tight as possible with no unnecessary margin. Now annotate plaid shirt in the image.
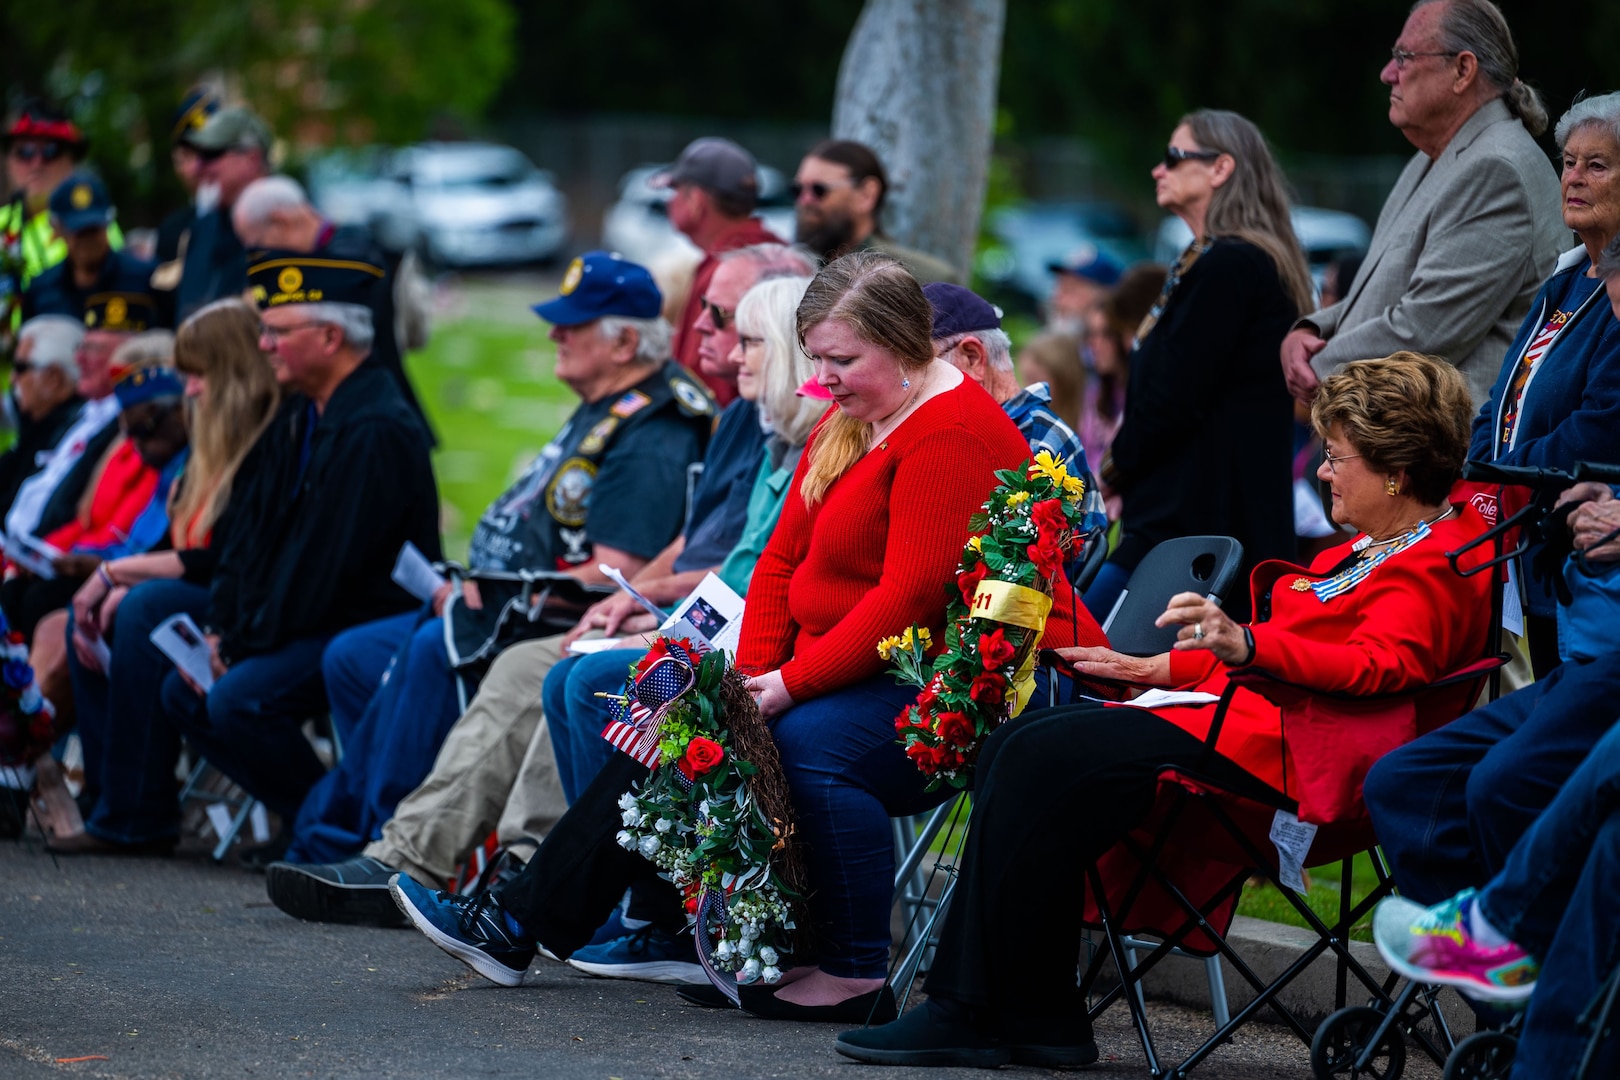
[1002,383,1110,540]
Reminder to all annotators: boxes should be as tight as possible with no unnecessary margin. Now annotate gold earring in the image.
[1385,477,1400,496]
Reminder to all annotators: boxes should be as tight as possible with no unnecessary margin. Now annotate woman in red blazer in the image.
[838,351,1493,1069]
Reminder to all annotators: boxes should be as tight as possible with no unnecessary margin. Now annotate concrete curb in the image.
[1122,915,1475,1034]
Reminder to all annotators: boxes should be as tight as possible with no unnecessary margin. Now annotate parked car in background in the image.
[1154,206,1371,294]
[975,200,1150,314]
[600,164,796,270]
[308,142,569,268]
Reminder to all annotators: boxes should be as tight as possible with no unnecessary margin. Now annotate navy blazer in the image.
[1469,247,1620,616]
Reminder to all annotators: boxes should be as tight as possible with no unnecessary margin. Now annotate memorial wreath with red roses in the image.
[613,641,806,988]
[881,451,1090,789]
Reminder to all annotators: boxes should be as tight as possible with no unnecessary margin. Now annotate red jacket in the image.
[672,217,783,407]
[739,378,1035,702]
[45,439,159,554]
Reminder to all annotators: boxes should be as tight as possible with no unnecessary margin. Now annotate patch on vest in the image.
[610,390,651,418]
[578,416,619,455]
[545,457,597,527]
[670,376,714,417]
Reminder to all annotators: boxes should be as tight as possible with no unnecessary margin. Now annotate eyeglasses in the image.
[790,179,852,202]
[7,142,65,164]
[259,320,325,344]
[699,298,734,330]
[738,335,764,350]
[10,361,34,375]
[1389,46,1459,69]
[1163,146,1222,170]
[1322,447,1363,473]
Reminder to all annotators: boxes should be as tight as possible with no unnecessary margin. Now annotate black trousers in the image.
[922,702,1260,1037]
[495,752,683,958]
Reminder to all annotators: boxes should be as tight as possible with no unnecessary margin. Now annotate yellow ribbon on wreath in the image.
[969,579,1053,718]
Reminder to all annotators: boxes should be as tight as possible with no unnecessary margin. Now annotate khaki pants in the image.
[364,634,569,887]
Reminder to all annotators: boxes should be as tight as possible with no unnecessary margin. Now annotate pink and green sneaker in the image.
[1373,890,1539,1004]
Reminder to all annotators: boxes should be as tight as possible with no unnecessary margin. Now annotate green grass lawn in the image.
[407,277,573,557]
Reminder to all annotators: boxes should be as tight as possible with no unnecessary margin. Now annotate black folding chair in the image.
[886,536,1247,1010]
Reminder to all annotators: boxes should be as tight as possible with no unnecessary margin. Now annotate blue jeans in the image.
[286,611,467,864]
[1364,652,1620,906]
[543,647,641,804]
[160,635,334,820]
[321,610,416,752]
[1474,722,1620,1080]
[771,674,953,978]
[69,578,210,844]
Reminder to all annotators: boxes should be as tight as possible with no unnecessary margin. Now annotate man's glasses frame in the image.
[1389,46,1459,70]
[699,298,735,331]
[790,179,854,202]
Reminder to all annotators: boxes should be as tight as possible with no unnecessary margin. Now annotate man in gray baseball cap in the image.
[173,106,272,320]
[651,136,782,406]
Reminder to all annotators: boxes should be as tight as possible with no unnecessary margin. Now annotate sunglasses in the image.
[1163,146,1222,170]
[699,298,734,330]
[8,142,66,164]
[10,360,34,375]
[122,411,174,440]
[790,179,852,202]
[189,144,231,163]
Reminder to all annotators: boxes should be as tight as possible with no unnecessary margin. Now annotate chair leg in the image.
[211,795,256,862]
[1205,954,1231,1029]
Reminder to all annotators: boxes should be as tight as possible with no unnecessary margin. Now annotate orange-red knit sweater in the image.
[738,378,1039,702]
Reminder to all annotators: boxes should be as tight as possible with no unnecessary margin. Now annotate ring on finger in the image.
[1193,622,1205,641]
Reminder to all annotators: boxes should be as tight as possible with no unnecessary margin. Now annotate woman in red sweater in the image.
[388,252,1108,1018]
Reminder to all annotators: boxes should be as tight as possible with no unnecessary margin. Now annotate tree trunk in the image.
[832,0,1006,278]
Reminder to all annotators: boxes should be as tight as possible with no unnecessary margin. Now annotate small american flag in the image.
[601,640,698,766]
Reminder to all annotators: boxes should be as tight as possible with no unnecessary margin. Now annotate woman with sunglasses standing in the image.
[1085,110,1310,622]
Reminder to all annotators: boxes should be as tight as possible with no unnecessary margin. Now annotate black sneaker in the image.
[266,857,406,928]
[389,874,536,987]
[836,1000,1010,1067]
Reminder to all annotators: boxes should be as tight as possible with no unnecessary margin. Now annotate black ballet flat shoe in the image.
[835,1001,1011,1068]
[738,983,899,1025]
[674,981,737,1009]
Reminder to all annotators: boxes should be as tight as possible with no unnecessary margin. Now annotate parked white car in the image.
[600,164,797,269]
[311,142,569,268]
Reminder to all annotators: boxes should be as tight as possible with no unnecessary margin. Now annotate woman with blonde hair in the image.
[50,297,280,853]
[1088,108,1307,621]
[389,251,1109,1019]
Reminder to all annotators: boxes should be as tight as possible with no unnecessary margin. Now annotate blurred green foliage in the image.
[2,0,514,225]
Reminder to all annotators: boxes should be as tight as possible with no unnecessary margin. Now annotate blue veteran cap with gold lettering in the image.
[246,250,385,310]
[533,251,661,327]
[50,171,115,233]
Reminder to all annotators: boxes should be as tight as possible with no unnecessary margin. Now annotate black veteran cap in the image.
[84,291,158,333]
[247,251,385,310]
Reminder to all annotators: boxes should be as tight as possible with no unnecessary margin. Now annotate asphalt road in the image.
[0,838,1437,1079]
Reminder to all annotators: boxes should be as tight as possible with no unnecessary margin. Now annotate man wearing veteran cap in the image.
[5,293,158,556]
[23,173,163,328]
[155,249,441,831]
[154,87,221,271]
[926,282,1108,546]
[1,99,124,345]
[174,106,273,321]
[267,250,712,873]
[655,137,783,406]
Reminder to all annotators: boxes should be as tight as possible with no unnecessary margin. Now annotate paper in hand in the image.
[149,613,216,692]
[2,533,61,579]
[659,572,745,654]
[392,541,448,604]
[597,563,667,622]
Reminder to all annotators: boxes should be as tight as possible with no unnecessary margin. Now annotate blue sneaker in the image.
[388,874,536,987]
[537,907,630,963]
[566,926,704,984]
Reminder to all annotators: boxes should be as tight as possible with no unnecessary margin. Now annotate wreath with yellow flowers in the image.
[883,451,1090,789]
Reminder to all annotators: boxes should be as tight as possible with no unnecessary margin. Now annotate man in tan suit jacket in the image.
[1281,0,1565,408]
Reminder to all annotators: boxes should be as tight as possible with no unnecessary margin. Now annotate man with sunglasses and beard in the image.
[172,107,273,322]
[653,137,782,407]
[792,139,961,286]
[1,101,124,350]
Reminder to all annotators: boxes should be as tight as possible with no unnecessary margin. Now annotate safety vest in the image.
[1,195,125,339]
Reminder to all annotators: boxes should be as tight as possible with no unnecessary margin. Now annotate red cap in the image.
[6,110,85,146]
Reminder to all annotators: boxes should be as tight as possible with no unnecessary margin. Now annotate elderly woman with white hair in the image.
[0,315,84,515]
[1467,90,1620,677]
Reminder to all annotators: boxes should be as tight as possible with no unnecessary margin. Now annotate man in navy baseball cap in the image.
[533,250,662,327]
[21,172,162,327]
[1045,243,1123,335]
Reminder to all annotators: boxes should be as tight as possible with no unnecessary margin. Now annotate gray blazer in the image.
[1306,98,1566,407]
